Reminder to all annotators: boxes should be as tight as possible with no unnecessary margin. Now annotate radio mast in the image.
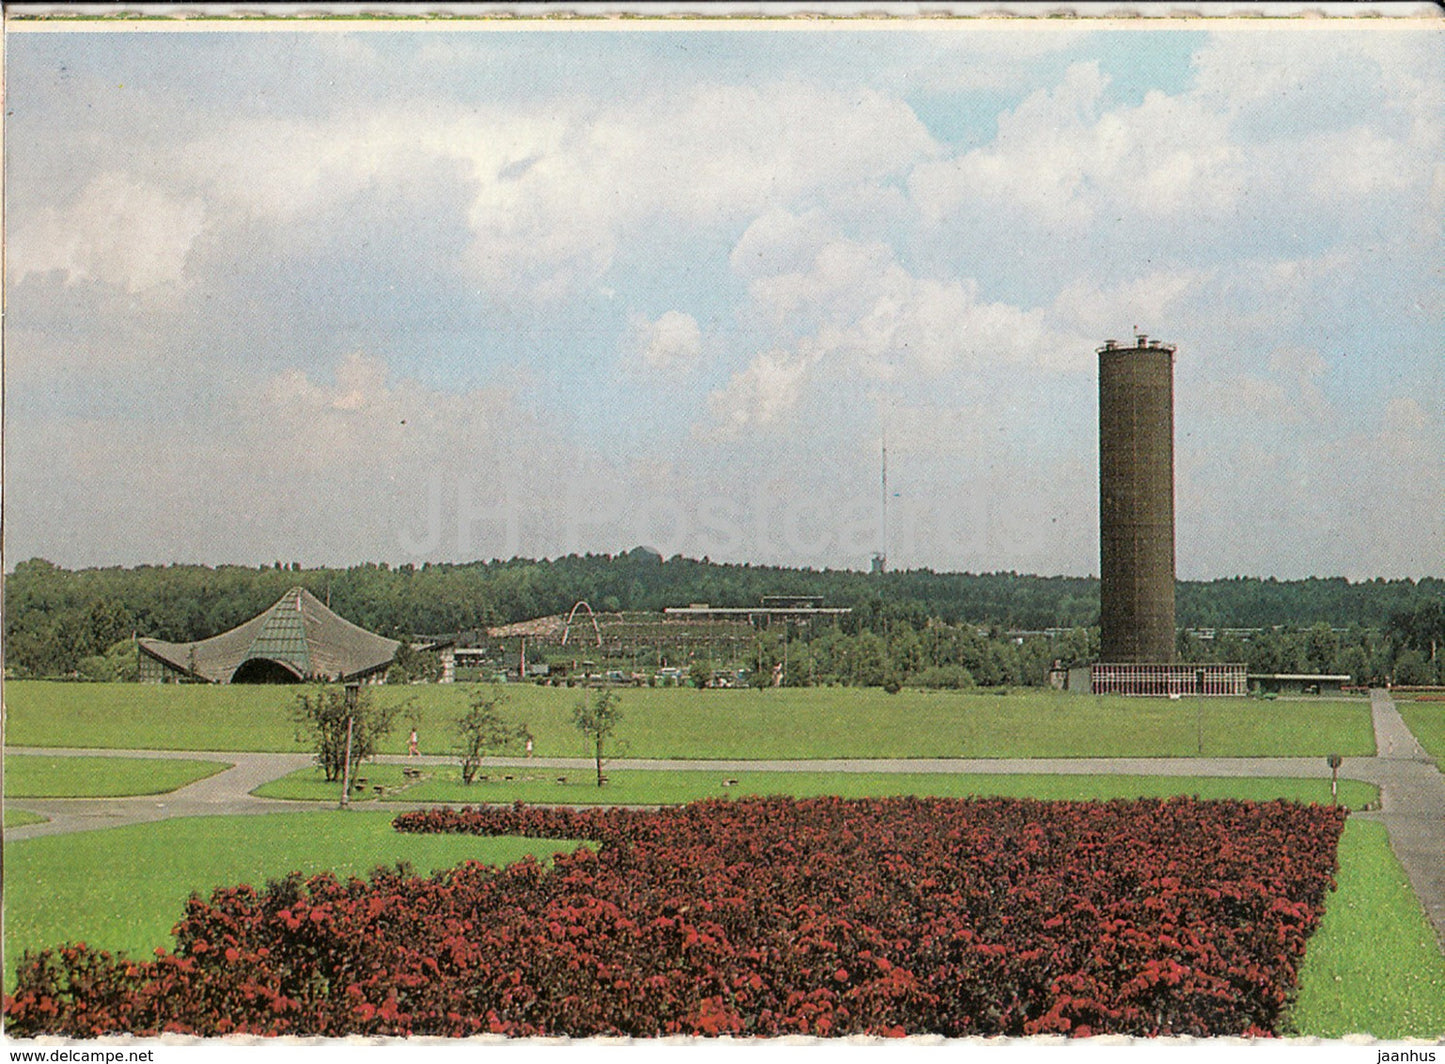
[872,434,888,574]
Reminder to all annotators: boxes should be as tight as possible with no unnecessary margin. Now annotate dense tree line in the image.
[742,611,1444,692]
[4,553,1441,686]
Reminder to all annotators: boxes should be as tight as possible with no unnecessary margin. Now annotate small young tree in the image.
[688,658,711,690]
[291,684,402,783]
[454,687,530,785]
[572,687,622,787]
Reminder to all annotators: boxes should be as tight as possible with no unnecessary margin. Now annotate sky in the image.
[4,16,1442,580]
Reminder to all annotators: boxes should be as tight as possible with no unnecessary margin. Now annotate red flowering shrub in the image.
[6,796,1345,1039]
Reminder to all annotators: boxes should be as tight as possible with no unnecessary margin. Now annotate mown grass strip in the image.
[1397,703,1445,772]
[3,811,583,995]
[3,808,49,828]
[4,754,231,798]
[3,681,1376,760]
[254,764,1379,811]
[1290,819,1445,1038]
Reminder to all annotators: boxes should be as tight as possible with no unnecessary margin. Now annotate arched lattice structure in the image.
[561,601,603,647]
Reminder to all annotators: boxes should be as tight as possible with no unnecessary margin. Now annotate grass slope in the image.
[1291,819,1445,1037]
[2,811,583,995]
[4,755,230,798]
[255,764,1379,810]
[4,681,1376,760]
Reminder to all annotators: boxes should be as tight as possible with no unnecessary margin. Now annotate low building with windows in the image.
[1086,662,1248,696]
[1248,673,1353,696]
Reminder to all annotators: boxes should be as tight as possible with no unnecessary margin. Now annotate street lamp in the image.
[339,682,359,809]
[1326,753,1343,807]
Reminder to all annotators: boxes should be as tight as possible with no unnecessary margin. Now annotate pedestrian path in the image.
[4,750,319,838]
[1360,690,1445,950]
[1371,687,1434,761]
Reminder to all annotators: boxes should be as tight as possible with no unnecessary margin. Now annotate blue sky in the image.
[4,18,1442,579]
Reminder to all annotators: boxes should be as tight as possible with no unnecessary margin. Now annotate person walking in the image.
[408,729,420,757]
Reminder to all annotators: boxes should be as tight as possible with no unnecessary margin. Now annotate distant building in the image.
[662,599,851,625]
[137,586,446,684]
[1249,673,1353,696]
[1089,662,1247,697]
[483,599,852,681]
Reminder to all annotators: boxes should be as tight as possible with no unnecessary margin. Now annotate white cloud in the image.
[624,310,703,373]
[706,348,814,432]
[902,30,1083,93]
[6,26,1439,579]
[729,208,836,283]
[910,61,1244,232]
[258,352,527,476]
[1187,345,1332,429]
[1180,389,1444,580]
[1051,267,1215,340]
[177,80,937,302]
[8,172,205,294]
[706,234,1095,437]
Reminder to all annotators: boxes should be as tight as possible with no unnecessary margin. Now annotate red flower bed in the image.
[6,796,1345,1038]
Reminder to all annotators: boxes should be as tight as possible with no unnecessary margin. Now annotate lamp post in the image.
[1327,753,1343,807]
[339,682,359,809]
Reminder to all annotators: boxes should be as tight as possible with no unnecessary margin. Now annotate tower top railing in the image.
[1098,334,1176,355]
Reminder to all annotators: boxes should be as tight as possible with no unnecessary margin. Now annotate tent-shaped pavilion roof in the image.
[138,587,401,684]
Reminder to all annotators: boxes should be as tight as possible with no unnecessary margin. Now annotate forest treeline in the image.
[4,552,1442,685]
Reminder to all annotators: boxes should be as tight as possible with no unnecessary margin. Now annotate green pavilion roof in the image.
[138,587,400,684]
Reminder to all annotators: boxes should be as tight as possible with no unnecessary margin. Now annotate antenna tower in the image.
[872,434,888,574]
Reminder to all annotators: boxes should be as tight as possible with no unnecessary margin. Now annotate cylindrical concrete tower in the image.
[1098,334,1176,664]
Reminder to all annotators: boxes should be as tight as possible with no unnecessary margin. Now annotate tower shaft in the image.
[1098,335,1176,664]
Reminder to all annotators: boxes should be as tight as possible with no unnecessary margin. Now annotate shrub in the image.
[6,796,1346,1039]
[911,665,975,690]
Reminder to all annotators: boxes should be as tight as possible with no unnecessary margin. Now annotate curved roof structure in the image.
[138,587,400,684]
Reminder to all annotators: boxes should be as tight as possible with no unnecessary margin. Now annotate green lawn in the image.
[255,763,1379,810]
[4,755,230,798]
[3,681,1376,760]
[3,808,48,828]
[1290,819,1445,1037]
[2,811,584,995]
[1398,703,1445,771]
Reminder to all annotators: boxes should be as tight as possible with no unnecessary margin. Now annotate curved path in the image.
[6,690,1444,951]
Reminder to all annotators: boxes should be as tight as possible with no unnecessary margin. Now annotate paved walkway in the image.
[1358,690,1445,950]
[5,750,320,838]
[0,748,1378,841]
[6,691,1444,951]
